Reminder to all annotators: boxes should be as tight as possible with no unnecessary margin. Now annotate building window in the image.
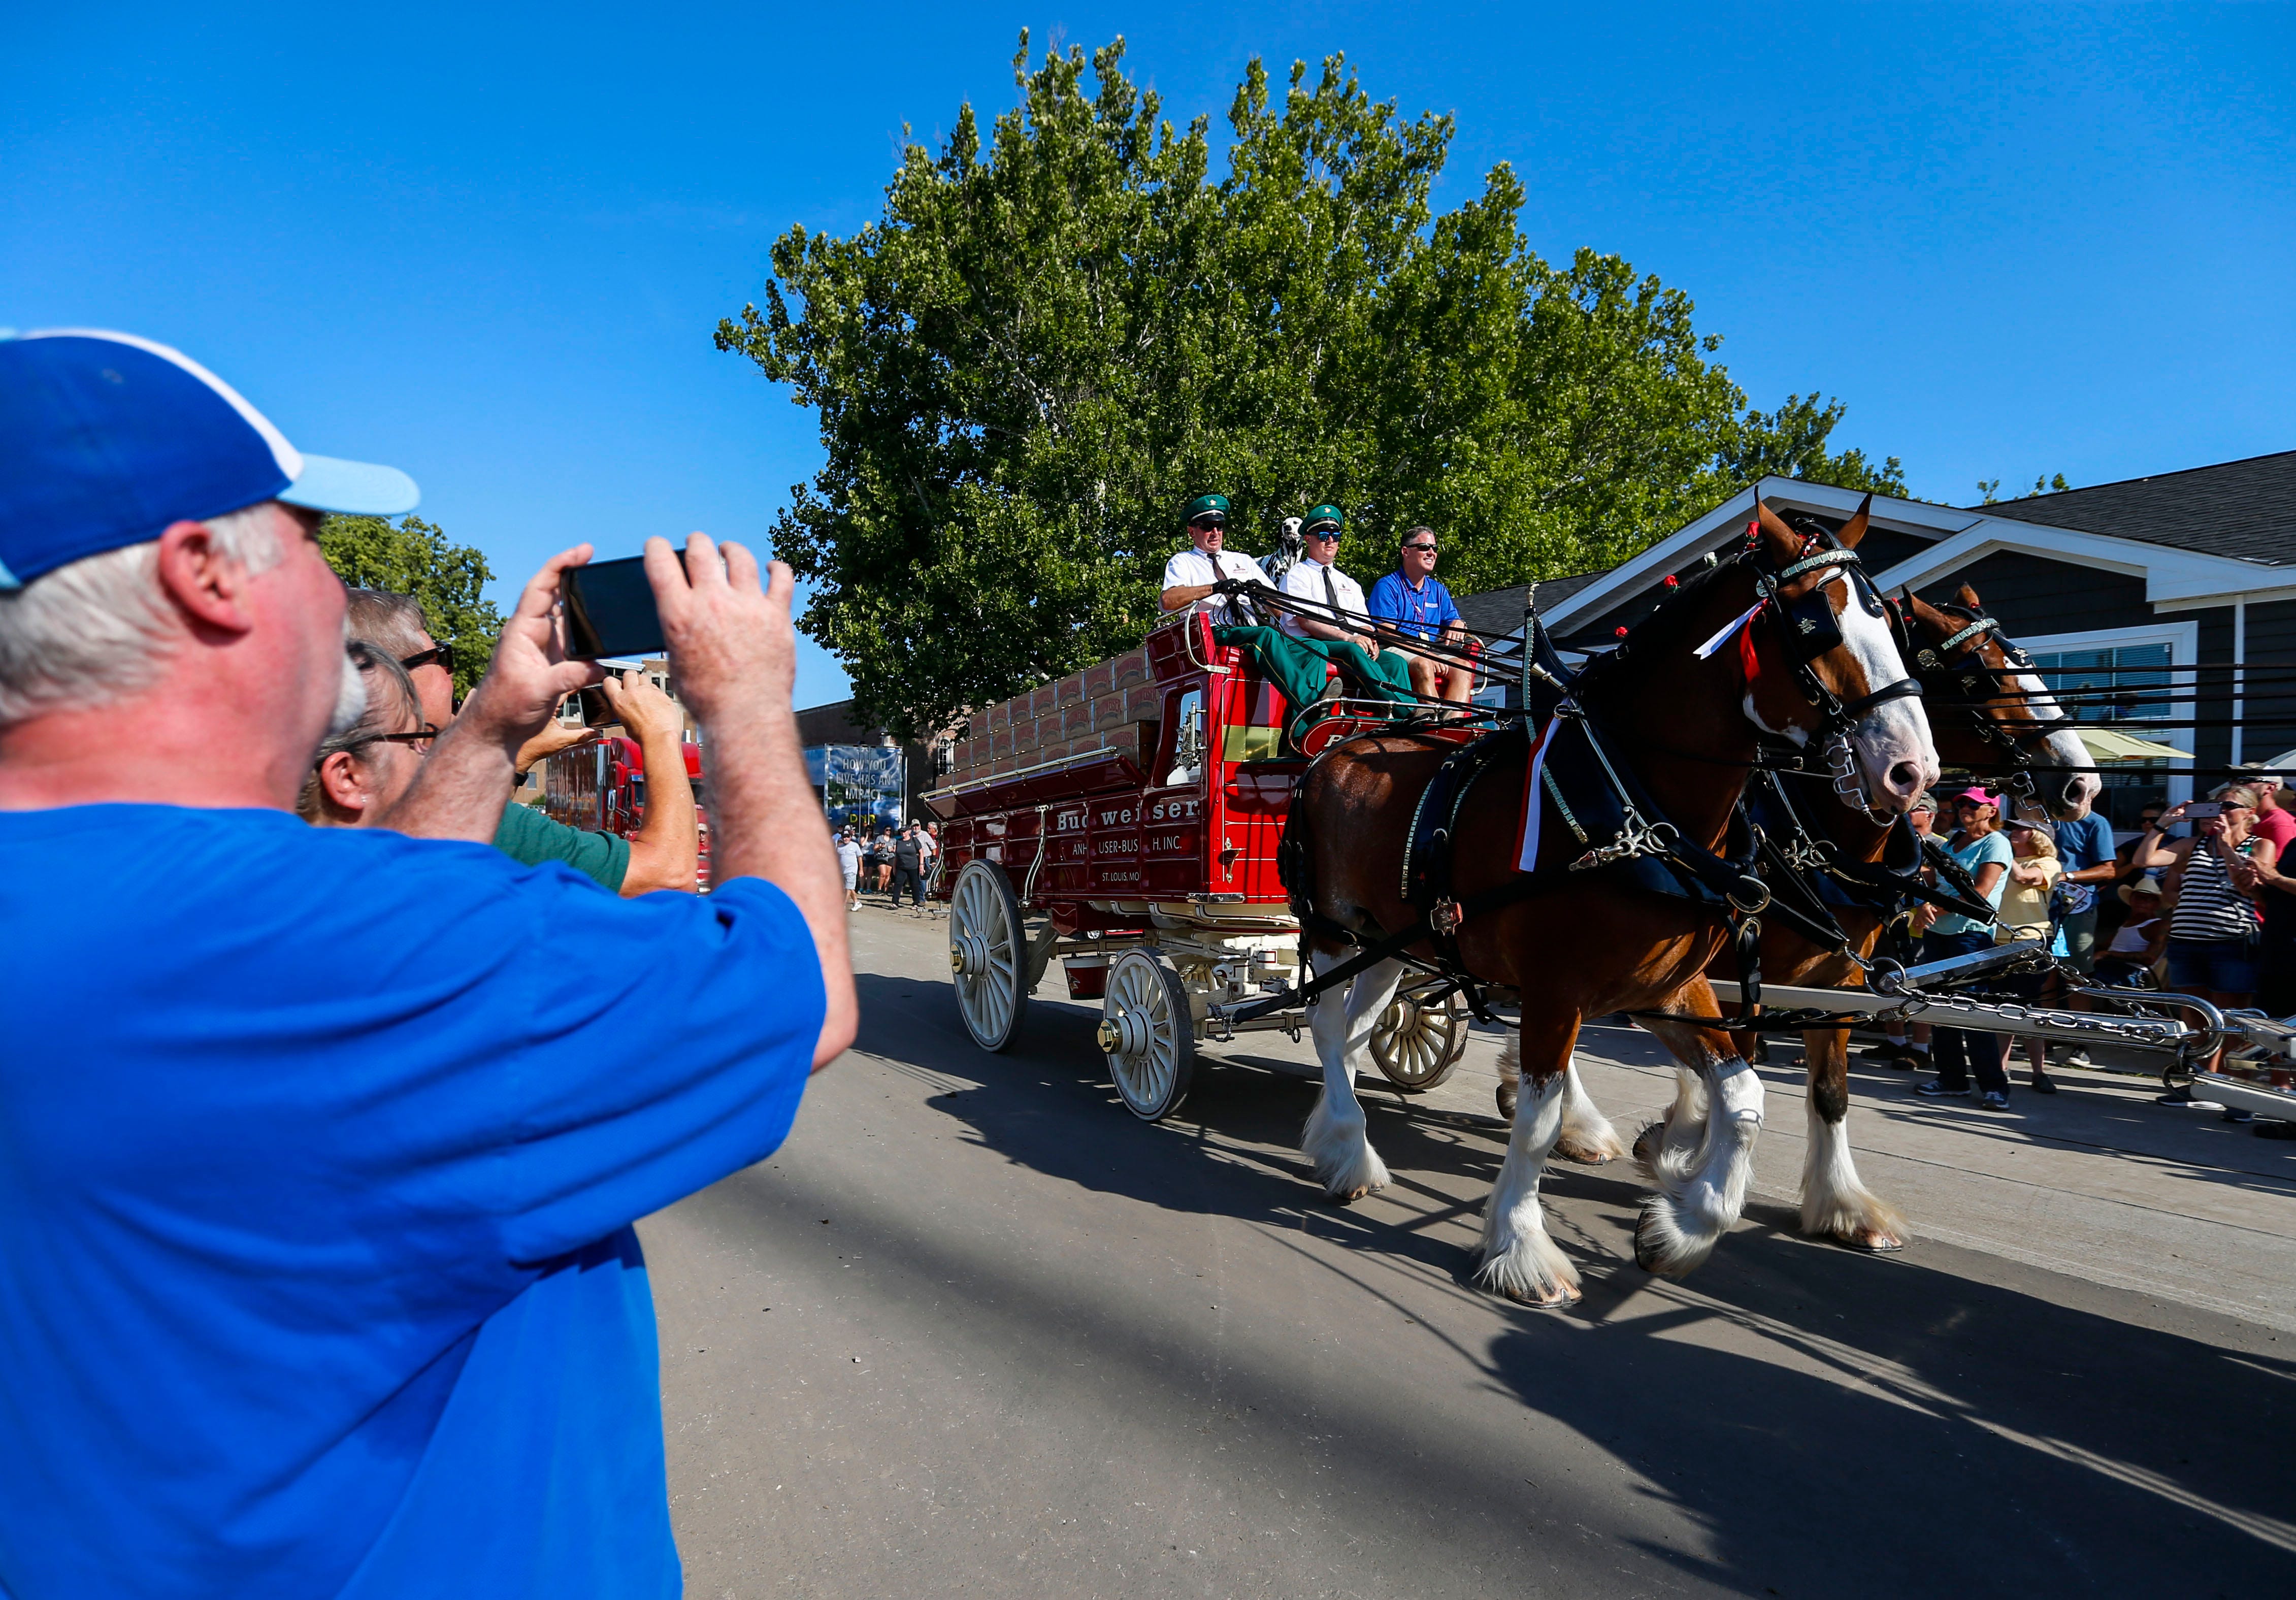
[2026,642,2172,723]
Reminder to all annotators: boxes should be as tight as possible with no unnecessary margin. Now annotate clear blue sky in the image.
[9,4,2291,709]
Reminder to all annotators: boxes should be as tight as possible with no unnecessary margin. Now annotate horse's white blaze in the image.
[1477,1070,1581,1304]
[2013,669,2104,814]
[1301,959,1398,1199]
[1839,579,1939,805]
[1639,1045,1764,1278]
[1799,1097,1907,1249]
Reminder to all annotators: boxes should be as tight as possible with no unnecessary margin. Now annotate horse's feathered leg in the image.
[1633,979,1765,1277]
[1632,1064,1708,1180]
[1493,1038,1624,1164]
[1302,958,1400,1203]
[1799,1026,1906,1250]
[1477,1006,1583,1307]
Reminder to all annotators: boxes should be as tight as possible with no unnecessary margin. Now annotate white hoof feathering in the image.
[1553,1058,1628,1165]
[1476,1224,1583,1306]
[1800,1100,1907,1250]
[1302,1087,1390,1200]
[1477,1071,1581,1305]
[1636,1054,1763,1279]
[1635,1067,1709,1183]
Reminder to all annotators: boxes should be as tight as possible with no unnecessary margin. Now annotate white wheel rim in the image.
[951,867,1019,1045]
[1105,956,1180,1113]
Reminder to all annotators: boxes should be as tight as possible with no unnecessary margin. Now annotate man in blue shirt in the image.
[2043,792,2119,1069]
[1365,524,1469,702]
[0,330,856,1598]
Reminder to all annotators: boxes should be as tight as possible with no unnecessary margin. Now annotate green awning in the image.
[2076,726,2192,763]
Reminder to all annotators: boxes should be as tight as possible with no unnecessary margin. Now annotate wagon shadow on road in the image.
[856,968,1676,1299]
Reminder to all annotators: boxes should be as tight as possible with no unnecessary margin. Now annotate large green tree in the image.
[319,513,503,698]
[720,36,1899,737]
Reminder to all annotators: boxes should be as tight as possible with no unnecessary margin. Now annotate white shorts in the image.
[841,867,858,890]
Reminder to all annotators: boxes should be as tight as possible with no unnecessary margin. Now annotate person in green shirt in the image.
[344,585,698,894]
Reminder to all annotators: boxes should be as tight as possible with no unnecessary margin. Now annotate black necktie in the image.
[1322,564,1341,632]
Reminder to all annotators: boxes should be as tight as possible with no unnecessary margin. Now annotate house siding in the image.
[1914,551,2153,638]
[2244,599,2296,765]
[2195,607,2237,778]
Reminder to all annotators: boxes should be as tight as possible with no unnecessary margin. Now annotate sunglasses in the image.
[1190,516,1228,532]
[1402,542,1438,553]
[1305,528,1341,541]
[400,642,455,675]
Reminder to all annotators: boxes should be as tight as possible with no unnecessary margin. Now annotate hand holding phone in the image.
[563,553,671,660]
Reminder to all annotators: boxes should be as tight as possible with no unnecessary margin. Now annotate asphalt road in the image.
[642,906,2296,1599]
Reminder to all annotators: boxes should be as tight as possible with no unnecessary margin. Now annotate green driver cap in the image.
[1302,503,1344,535]
[1182,493,1230,523]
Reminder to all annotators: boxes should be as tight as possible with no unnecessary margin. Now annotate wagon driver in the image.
[1368,524,1470,703]
[1159,493,1263,626]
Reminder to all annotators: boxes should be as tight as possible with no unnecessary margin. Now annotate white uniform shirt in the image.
[1280,556,1370,640]
[1161,546,1266,628]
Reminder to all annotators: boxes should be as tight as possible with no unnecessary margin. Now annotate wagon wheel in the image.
[1370,986,1468,1093]
[949,860,1029,1053]
[1098,950,1197,1121]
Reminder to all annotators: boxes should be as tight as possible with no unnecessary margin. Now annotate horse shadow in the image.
[1478,1206,2296,1592]
[847,972,2296,1592]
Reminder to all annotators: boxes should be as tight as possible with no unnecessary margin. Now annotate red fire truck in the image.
[540,736,711,890]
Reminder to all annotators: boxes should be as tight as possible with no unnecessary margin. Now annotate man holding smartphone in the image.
[0,330,854,1598]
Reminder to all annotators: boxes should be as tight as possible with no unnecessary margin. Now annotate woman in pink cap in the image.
[1913,786,2016,1108]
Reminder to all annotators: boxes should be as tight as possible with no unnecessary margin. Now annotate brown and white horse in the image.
[1622,578,2098,1253]
[1289,506,1938,1304]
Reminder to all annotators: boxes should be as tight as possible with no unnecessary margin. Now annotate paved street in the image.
[645,904,2296,1598]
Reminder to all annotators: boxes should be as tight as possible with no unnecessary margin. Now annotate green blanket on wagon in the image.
[1212,624,1418,746]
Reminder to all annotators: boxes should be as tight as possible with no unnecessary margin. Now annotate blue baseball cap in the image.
[0,329,419,591]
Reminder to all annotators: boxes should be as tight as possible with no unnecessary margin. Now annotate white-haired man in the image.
[0,330,854,1598]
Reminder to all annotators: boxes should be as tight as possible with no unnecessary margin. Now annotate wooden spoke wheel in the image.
[1370,985,1469,1093]
[1097,950,1196,1121]
[949,860,1029,1053]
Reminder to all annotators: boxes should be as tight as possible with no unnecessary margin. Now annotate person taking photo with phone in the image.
[2134,786,2262,1086]
[0,329,854,1599]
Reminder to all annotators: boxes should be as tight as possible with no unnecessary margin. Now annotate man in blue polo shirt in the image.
[0,330,856,1598]
[1367,524,1469,702]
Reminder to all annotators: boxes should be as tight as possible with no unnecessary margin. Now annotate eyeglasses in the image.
[1190,515,1227,532]
[370,724,441,753]
[400,642,455,675]
[1402,542,1438,553]
[1305,528,1340,542]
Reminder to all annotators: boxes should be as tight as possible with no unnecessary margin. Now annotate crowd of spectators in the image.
[0,329,855,1596]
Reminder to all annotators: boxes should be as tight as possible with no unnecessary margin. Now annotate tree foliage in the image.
[1976,472,2072,504]
[318,513,503,697]
[720,35,1901,737]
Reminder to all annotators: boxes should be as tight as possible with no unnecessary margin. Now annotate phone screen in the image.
[563,554,666,660]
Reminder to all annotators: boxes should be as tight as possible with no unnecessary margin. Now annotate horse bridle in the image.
[1750,540,1926,729]
[1892,601,2058,800]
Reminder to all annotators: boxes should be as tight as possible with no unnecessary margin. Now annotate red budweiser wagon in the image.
[925,608,1470,1120]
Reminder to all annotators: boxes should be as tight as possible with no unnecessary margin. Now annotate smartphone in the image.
[575,685,613,727]
[2184,801,2225,819]
[563,553,666,660]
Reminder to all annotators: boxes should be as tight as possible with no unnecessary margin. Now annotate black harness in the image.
[1894,601,2060,801]
[1254,526,1925,1028]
